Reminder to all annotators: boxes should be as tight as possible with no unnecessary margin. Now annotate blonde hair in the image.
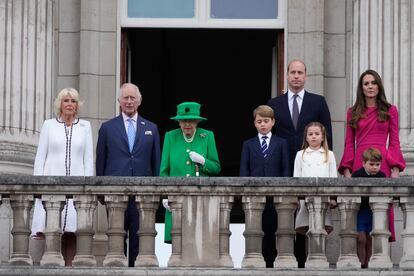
[301,122,329,163]
[253,105,274,119]
[53,88,83,117]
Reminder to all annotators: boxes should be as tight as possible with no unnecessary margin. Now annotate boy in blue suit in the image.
[240,105,290,267]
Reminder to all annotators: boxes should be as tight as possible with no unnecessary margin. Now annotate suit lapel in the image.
[253,137,264,158]
[282,93,296,130]
[133,117,146,152]
[297,91,310,130]
[266,136,278,158]
[115,115,129,148]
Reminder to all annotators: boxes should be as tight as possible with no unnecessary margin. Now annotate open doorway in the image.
[123,28,283,176]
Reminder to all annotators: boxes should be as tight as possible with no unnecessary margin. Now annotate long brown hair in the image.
[301,122,329,163]
[349,69,391,128]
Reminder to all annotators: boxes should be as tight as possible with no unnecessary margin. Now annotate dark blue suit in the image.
[239,135,290,267]
[267,91,332,176]
[240,135,290,177]
[96,114,161,266]
[267,91,332,267]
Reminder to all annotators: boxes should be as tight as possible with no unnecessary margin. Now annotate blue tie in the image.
[127,118,135,152]
[261,136,268,157]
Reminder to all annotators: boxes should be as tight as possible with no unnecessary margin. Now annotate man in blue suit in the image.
[267,59,332,268]
[96,83,161,267]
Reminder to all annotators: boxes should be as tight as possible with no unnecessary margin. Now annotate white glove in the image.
[162,199,171,212]
[189,151,205,165]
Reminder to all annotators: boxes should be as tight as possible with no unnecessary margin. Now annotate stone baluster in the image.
[219,196,234,267]
[40,195,65,266]
[168,195,184,267]
[305,196,330,268]
[135,195,159,267]
[9,194,34,265]
[274,196,298,268]
[103,195,128,267]
[400,196,414,269]
[72,195,97,266]
[368,196,393,268]
[241,196,265,268]
[336,196,360,268]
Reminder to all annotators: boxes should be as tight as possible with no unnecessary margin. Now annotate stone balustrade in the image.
[1,175,414,274]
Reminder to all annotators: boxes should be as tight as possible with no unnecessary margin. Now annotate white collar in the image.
[305,147,325,153]
[258,132,272,140]
[122,112,138,122]
[288,89,305,99]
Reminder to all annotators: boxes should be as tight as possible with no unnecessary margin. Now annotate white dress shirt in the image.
[288,89,304,117]
[122,112,138,133]
[258,132,272,148]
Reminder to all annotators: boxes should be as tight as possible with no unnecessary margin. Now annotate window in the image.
[120,0,284,28]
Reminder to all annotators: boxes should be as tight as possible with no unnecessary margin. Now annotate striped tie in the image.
[127,118,135,152]
[261,136,268,157]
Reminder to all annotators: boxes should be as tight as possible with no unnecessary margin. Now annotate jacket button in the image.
[186,174,190,177]
[186,161,190,165]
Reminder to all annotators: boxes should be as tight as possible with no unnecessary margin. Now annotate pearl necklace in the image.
[183,132,195,143]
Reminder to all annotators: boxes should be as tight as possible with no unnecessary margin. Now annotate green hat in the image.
[170,102,207,121]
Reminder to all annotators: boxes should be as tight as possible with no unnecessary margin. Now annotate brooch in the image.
[200,133,207,138]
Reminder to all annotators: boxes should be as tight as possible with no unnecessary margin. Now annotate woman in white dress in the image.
[32,87,94,266]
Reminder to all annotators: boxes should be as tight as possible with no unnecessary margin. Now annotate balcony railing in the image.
[0,175,414,275]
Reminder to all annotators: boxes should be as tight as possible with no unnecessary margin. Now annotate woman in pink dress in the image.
[338,69,405,242]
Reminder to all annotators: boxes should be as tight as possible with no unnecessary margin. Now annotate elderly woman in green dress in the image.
[160,102,221,243]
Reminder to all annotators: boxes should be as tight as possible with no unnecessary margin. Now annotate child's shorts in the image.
[357,206,373,233]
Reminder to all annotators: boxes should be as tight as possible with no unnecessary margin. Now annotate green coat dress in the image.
[160,127,221,242]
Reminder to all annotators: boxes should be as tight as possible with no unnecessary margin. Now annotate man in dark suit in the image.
[267,60,332,267]
[96,83,161,267]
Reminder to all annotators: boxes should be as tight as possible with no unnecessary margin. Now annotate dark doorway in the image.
[125,28,281,176]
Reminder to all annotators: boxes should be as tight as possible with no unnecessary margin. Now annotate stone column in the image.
[219,196,234,267]
[103,195,128,267]
[9,195,33,265]
[399,197,414,269]
[72,195,97,266]
[168,195,184,267]
[39,195,65,266]
[274,196,297,268]
[336,196,360,268]
[351,0,414,174]
[0,0,55,174]
[368,196,392,269]
[135,195,159,267]
[241,196,265,268]
[305,196,329,268]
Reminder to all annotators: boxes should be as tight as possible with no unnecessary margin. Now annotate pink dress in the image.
[338,105,406,241]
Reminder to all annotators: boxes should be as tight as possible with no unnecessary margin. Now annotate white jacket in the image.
[32,118,94,235]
